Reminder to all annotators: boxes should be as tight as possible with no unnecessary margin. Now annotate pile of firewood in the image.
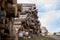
[0,0,18,40]
[13,4,41,38]
[0,0,41,40]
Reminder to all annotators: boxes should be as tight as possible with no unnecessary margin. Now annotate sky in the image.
[17,0,60,33]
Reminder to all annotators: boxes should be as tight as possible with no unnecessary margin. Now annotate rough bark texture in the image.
[0,0,41,40]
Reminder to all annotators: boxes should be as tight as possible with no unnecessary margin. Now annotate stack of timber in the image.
[0,0,41,40]
[0,0,19,40]
[13,4,41,38]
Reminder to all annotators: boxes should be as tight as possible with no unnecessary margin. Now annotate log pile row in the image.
[0,0,41,40]
[0,0,18,40]
[13,4,41,38]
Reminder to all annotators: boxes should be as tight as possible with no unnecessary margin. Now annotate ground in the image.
[48,35,60,40]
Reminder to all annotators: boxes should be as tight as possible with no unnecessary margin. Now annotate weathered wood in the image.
[0,0,18,40]
[0,0,41,40]
[15,4,41,38]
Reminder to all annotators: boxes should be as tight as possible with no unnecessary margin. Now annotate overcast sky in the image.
[17,0,60,33]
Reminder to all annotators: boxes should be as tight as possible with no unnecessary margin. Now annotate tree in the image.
[54,33,56,35]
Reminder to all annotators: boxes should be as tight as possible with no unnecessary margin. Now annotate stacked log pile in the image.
[40,27,48,36]
[13,4,41,38]
[0,0,18,40]
[0,0,41,40]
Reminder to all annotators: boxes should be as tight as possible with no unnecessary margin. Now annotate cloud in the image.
[38,10,60,33]
[39,10,60,26]
[17,0,30,3]
[55,0,60,10]
[17,0,38,3]
[37,0,56,9]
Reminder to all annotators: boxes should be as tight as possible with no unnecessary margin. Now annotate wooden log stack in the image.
[13,4,41,38]
[0,0,18,40]
[0,0,41,40]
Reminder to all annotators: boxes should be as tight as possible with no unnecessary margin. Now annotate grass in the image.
[40,37,55,40]
[19,37,32,40]
[18,36,55,40]
[56,35,60,36]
